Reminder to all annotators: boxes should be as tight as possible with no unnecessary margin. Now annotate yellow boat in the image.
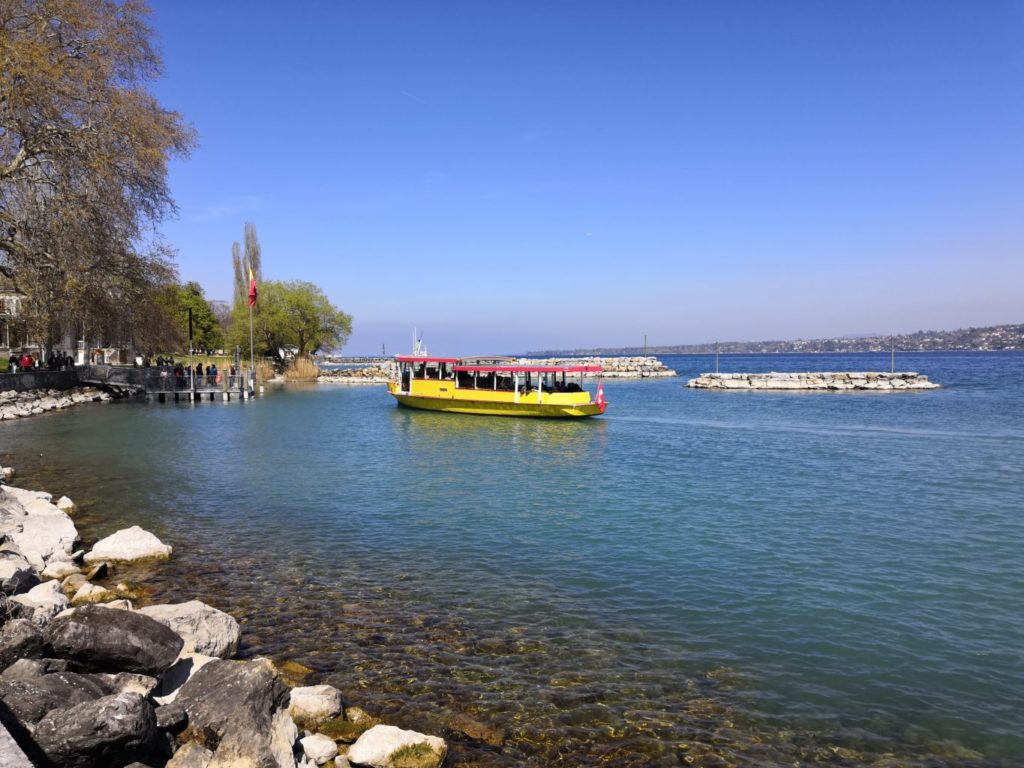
[387,356,607,418]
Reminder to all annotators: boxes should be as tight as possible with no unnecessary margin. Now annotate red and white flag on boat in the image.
[595,381,606,411]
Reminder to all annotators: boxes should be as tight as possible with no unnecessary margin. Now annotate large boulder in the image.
[174,657,297,767]
[289,684,343,728]
[0,670,111,725]
[32,691,164,768]
[44,604,183,676]
[0,619,42,671]
[84,526,171,564]
[139,601,241,659]
[347,724,447,768]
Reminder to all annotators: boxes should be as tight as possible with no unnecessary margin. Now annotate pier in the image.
[687,371,941,390]
[77,365,258,401]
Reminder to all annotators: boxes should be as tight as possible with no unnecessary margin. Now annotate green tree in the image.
[176,281,223,352]
[0,0,195,349]
[236,280,351,357]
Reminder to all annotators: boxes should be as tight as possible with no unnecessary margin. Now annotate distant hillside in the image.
[527,323,1024,356]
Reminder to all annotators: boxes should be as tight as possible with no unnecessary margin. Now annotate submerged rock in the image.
[84,525,172,564]
[44,604,183,676]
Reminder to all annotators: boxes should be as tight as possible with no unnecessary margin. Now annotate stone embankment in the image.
[318,362,397,385]
[318,356,676,382]
[0,386,114,421]
[687,372,941,390]
[0,467,449,768]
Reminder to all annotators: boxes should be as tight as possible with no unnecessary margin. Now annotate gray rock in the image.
[33,691,164,768]
[1,567,40,596]
[103,671,159,697]
[0,619,43,671]
[0,568,39,597]
[290,684,343,728]
[9,580,69,625]
[174,657,297,767]
[0,670,111,725]
[44,604,183,676]
[41,559,80,580]
[155,701,188,733]
[0,657,69,678]
[138,601,241,659]
[0,594,35,624]
[301,733,338,765]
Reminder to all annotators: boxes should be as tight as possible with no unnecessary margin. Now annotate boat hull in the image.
[389,391,604,418]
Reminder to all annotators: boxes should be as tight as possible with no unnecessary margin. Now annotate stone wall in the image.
[0,371,78,393]
[687,372,940,390]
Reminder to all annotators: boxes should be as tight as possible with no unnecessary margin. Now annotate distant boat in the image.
[387,355,607,418]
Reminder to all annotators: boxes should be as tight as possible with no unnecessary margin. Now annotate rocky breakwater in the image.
[0,470,449,768]
[687,371,941,390]
[530,356,677,378]
[318,361,397,385]
[0,386,114,421]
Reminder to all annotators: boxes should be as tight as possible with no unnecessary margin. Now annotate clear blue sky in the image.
[149,0,1023,355]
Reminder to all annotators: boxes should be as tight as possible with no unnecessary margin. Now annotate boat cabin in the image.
[395,355,600,397]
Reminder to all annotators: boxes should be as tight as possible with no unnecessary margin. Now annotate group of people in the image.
[161,360,237,386]
[6,350,75,373]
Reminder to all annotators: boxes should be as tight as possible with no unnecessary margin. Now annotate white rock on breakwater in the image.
[318,361,396,384]
[687,371,941,390]
[530,356,677,378]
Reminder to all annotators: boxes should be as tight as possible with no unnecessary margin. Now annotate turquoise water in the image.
[2,352,1022,766]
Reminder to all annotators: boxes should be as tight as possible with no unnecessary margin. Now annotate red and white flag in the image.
[596,382,606,411]
[247,267,258,308]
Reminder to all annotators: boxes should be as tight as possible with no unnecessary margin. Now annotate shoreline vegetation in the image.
[0,466,450,768]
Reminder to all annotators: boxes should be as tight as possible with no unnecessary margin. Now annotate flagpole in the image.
[248,304,254,394]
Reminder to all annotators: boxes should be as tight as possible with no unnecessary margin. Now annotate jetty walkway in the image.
[77,365,257,401]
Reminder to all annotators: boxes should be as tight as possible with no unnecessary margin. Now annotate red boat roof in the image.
[394,356,460,363]
[453,364,603,374]
[394,355,602,374]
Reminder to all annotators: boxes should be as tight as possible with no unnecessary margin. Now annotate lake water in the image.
[2,352,1022,767]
